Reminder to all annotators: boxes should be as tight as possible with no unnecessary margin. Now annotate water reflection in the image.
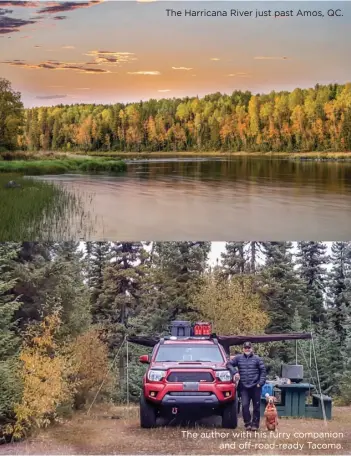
[36,158,351,241]
[126,158,351,194]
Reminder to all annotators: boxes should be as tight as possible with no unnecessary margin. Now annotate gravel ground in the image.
[0,405,350,455]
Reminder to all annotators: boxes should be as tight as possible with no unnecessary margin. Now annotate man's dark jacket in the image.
[226,352,266,389]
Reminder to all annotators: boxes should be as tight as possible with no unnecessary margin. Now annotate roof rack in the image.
[163,335,216,341]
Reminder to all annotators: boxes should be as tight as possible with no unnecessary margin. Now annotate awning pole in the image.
[311,333,328,427]
[126,339,129,408]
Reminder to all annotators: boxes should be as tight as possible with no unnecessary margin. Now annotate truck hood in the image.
[150,361,228,370]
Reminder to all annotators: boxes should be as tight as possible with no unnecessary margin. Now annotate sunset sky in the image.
[1,1,350,107]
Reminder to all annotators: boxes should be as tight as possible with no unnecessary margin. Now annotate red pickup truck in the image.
[138,322,238,428]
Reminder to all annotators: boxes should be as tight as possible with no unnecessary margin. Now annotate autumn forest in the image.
[1,78,351,153]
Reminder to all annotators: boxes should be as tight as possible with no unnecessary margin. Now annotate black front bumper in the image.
[161,393,220,406]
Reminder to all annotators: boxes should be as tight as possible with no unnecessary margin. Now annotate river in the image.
[34,157,351,240]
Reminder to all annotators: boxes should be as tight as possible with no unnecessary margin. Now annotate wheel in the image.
[222,396,238,429]
[140,394,157,428]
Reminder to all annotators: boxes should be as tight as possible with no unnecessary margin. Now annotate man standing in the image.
[226,341,266,430]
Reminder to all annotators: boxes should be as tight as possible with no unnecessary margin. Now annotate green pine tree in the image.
[296,242,328,324]
[153,242,211,321]
[260,242,308,364]
[221,242,246,277]
[0,243,22,430]
[84,242,112,317]
[326,242,351,345]
[338,303,351,403]
[95,242,149,401]
[13,242,91,338]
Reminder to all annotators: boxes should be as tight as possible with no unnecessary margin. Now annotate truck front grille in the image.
[167,371,214,382]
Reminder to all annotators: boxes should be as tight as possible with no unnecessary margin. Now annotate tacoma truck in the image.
[137,321,238,428]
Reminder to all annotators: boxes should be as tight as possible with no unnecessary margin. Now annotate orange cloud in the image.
[85,50,136,65]
[1,58,111,74]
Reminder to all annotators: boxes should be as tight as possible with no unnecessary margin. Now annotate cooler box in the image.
[261,383,274,398]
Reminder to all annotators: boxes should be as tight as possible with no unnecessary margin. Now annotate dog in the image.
[264,393,278,431]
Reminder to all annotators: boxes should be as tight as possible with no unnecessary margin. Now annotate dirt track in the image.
[0,405,350,455]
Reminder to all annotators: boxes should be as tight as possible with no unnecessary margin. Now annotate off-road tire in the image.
[222,396,238,429]
[140,394,157,428]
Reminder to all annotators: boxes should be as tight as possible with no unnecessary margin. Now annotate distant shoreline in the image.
[2,151,351,164]
[66,150,351,161]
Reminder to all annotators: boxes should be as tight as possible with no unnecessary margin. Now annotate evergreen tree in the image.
[338,302,351,403]
[296,242,328,324]
[95,242,148,347]
[95,242,149,402]
[312,321,338,394]
[260,242,308,363]
[326,242,351,346]
[0,243,21,360]
[0,243,22,428]
[261,242,309,332]
[221,242,246,277]
[246,241,265,274]
[13,242,90,338]
[84,242,112,316]
[153,242,211,320]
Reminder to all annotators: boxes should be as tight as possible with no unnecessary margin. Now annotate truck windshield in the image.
[155,344,224,362]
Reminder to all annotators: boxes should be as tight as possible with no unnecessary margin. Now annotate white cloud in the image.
[128,71,160,75]
[172,66,193,71]
[254,56,288,60]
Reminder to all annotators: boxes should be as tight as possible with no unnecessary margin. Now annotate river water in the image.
[35,157,351,240]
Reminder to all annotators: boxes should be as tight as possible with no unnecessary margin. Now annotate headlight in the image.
[215,370,232,382]
[147,370,166,382]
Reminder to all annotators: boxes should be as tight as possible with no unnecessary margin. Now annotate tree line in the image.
[1,77,351,153]
[0,241,350,440]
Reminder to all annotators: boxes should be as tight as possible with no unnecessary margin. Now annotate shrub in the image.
[65,328,112,409]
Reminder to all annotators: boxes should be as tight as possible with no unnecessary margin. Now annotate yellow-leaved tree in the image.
[192,275,270,354]
[8,308,71,439]
[7,307,112,439]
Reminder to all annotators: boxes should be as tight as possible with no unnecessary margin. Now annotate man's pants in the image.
[240,386,262,428]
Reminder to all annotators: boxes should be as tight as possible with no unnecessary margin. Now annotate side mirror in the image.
[139,354,150,364]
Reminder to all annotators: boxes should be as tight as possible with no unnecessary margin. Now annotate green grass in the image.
[289,151,351,160]
[0,158,127,175]
[0,174,95,241]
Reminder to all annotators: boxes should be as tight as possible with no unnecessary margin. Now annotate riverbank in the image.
[0,174,93,240]
[0,157,127,175]
[2,150,351,162]
[69,151,351,161]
